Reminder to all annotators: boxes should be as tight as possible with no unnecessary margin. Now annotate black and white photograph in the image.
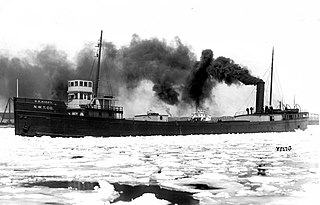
[0,0,319,204]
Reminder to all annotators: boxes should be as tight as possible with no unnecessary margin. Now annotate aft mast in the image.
[94,30,103,97]
[269,47,274,107]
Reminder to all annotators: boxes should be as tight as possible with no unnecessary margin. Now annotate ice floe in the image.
[0,126,319,204]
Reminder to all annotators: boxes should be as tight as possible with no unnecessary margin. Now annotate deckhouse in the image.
[67,80,93,110]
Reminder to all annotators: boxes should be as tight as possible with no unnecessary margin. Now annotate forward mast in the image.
[94,30,103,97]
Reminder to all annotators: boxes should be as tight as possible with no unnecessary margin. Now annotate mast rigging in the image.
[94,30,103,97]
[269,47,274,106]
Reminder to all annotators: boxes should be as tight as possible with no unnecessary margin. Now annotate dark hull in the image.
[13,97,308,137]
[308,121,319,125]
[308,117,319,125]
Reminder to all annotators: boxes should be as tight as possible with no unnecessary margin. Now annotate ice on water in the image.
[0,126,319,204]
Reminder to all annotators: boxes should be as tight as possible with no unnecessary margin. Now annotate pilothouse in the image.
[67,80,93,110]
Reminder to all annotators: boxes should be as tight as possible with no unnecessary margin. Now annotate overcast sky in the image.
[0,0,319,114]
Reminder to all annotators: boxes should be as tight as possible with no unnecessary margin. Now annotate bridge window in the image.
[80,93,83,99]
[74,93,78,99]
[84,82,87,87]
[71,82,74,86]
[75,81,78,86]
[89,82,92,87]
[80,81,83,86]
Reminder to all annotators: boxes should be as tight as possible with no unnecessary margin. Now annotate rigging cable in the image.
[274,67,284,105]
[89,58,96,81]
[235,67,270,115]
[235,86,256,115]
[102,45,114,96]
[262,67,271,106]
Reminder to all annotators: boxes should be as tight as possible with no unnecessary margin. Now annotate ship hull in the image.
[14,97,308,137]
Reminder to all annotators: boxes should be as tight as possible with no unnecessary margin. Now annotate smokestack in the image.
[255,81,265,114]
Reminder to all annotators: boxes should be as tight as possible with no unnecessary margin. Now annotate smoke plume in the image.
[208,56,263,85]
[182,49,214,108]
[0,45,98,104]
[113,35,195,105]
[181,49,263,109]
[0,35,262,116]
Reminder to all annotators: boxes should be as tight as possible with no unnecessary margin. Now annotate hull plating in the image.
[14,98,308,137]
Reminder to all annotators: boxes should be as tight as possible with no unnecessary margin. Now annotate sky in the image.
[0,0,319,115]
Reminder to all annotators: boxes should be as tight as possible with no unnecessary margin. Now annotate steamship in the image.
[13,31,309,137]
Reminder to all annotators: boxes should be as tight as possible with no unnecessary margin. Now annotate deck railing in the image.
[87,105,123,112]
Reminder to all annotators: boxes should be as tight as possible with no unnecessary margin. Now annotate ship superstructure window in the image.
[67,80,94,110]
[68,94,74,101]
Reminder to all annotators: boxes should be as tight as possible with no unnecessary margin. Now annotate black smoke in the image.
[182,49,263,108]
[182,49,215,108]
[0,35,262,114]
[111,35,195,105]
[0,45,94,103]
[0,46,71,100]
[208,56,263,85]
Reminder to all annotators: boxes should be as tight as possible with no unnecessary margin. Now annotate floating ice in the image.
[97,180,120,202]
[1,126,319,204]
[113,193,170,205]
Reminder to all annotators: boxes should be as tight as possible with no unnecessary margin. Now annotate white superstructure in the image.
[191,110,212,121]
[67,80,93,109]
[134,111,169,122]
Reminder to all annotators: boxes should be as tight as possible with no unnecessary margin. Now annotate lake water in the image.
[0,126,319,205]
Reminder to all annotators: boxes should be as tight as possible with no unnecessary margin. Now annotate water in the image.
[0,126,319,205]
